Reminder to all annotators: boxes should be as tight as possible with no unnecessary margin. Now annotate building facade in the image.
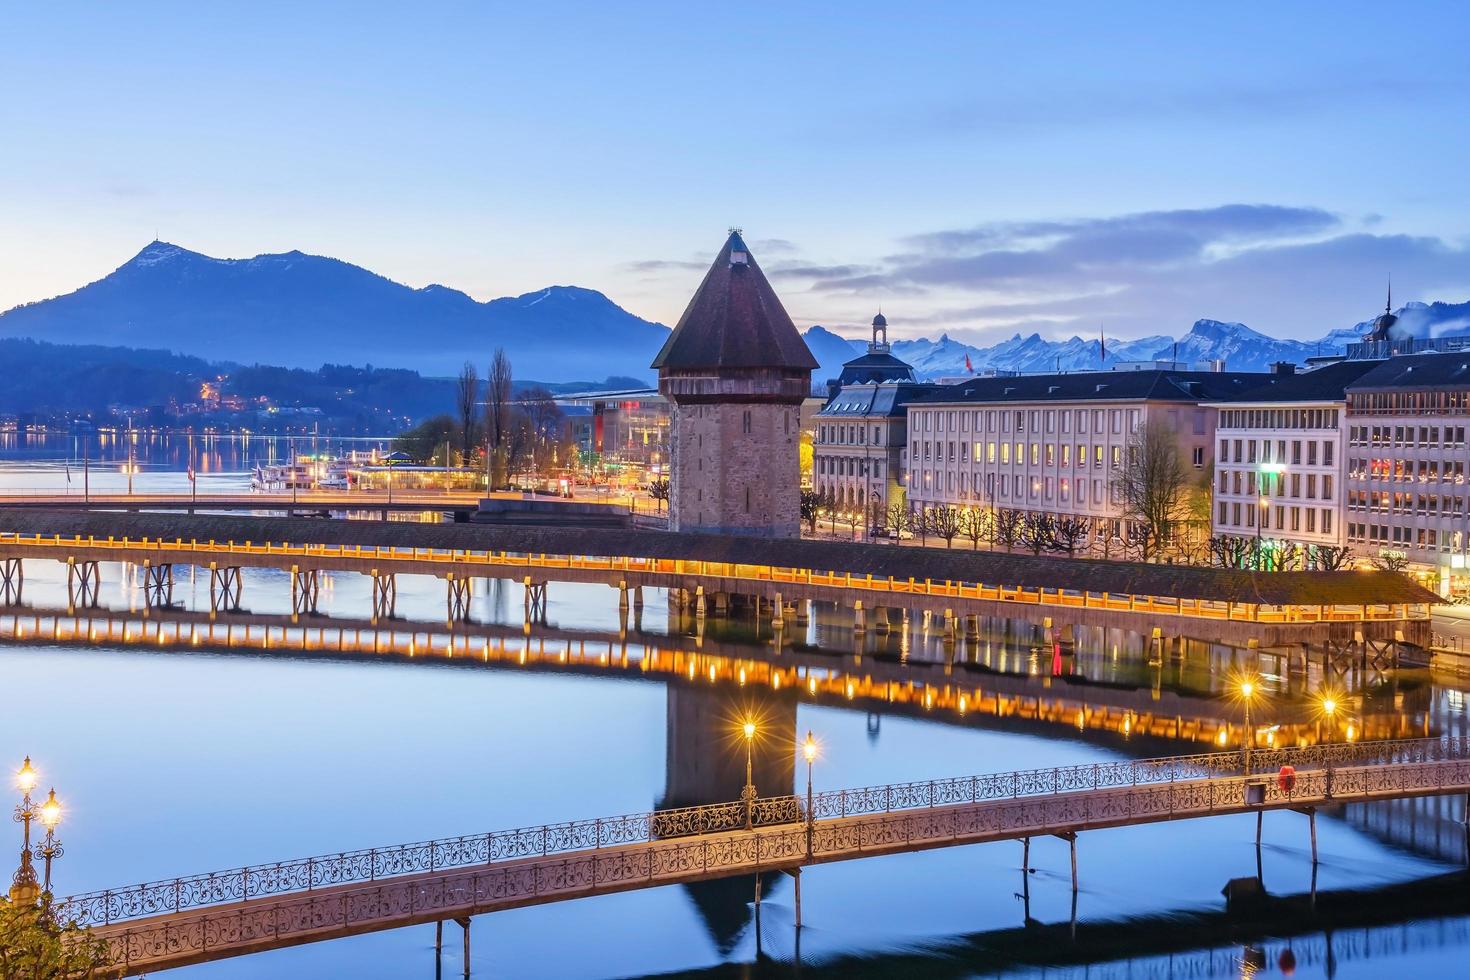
[1208,361,1382,565]
[813,314,926,513]
[903,370,1262,553]
[1344,352,1470,596]
[650,232,817,538]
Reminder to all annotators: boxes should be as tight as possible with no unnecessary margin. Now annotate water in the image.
[2,467,1469,978]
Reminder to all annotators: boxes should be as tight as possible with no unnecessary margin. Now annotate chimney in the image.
[1272,362,1297,376]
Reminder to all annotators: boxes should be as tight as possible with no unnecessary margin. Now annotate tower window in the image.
[743,410,752,434]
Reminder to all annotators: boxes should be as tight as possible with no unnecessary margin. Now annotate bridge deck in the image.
[62,737,1470,976]
[0,529,1431,646]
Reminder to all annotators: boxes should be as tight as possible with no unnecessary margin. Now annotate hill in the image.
[0,242,671,383]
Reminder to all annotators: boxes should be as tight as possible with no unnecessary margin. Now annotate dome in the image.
[1366,310,1398,342]
[872,312,887,329]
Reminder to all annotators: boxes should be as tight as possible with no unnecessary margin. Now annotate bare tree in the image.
[993,508,1023,552]
[455,361,479,464]
[929,504,962,548]
[866,499,888,540]
[886,501,911,541]
[959,507,991,551]
[1259,542,1302,572]
[1019,511,1056,555]
[1208,535,1254,569]
[1050,516,1089,556]
[1111,422,1188,562]
[519,387,565,476]
[650,477,671,512]
[842,506,863,540]
[485,348,513,488]
[800,488,821,534]
[1311,545,1354,571]
[912,505,930,546]
[1371,551,1411,574]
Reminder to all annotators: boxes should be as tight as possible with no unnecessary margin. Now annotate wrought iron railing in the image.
[90,755,1470,972]
[57,735,1470,927]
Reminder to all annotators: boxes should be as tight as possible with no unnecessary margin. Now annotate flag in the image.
[1100,327,1106,364]
[964,353,974,373]
[65,464,71,484]
[187,465,196,483]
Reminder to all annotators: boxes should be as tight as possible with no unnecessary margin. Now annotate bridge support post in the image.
[524,578,548,625]
[446,574,470,623]
[694,586,707,619]
[67,557,101,610]
[1055,831,1078,892]
[794,599,809,627]
[208,562,242,613]
[0,557,20,606]
[632,585,643,611]
[291,565,320,618]
[142,561,174,611]
[853,600,866,633]
[964,614,980,642]
[873,606,890,634]
[454,916,471,978]
[771,592,784,629]
[617,580,629,611]
[370,569,396,623]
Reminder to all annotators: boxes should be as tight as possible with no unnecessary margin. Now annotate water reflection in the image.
[3,553,1470,977]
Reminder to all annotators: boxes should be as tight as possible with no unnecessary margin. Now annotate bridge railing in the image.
[54,734,1470,927]
[89,757,1470,973]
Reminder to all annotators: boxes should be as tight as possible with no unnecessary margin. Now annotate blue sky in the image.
[2,1,1468,345]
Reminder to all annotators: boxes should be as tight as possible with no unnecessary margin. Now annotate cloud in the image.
[624,258,706,273]
[768,262,876,280]
[750,238,797,254]
[825,204,1470,341]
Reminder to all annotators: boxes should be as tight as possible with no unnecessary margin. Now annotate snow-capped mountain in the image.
[0,241,671,382]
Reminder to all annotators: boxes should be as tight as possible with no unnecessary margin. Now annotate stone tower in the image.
[651,231,817,537]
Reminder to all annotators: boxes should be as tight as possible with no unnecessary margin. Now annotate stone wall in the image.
[670,402,801,537]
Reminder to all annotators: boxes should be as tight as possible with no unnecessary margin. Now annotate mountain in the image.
[0,242,671,383]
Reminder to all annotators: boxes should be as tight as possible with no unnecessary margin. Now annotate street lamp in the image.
[742,720,757,830]
[10,756,39,904]
[1239,679,1259,775]
[1256,496,1270,567]
[802,731,818,858]
[1319,692,1340,798]
[36,788,63,905]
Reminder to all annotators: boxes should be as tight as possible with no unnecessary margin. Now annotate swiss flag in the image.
[964,354,974,373]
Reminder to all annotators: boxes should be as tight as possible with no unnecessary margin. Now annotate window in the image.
[1192,446,1204,468]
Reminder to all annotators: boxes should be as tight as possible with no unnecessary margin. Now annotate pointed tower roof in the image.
[651,232,819,372]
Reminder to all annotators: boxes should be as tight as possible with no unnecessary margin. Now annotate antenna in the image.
[1386,275,1392,315]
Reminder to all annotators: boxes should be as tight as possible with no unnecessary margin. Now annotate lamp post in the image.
[1239,680,1257,775]
[803,731,817,858]
[10,756,39,904]
[1256,496,1270,568]
[36,789,62,907]
[1321,694,1338,798]
[742,720,757,830]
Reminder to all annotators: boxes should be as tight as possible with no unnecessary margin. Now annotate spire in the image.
[651,231,818,372]
[1386,275,1392,316]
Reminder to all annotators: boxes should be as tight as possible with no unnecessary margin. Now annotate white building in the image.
[1208,360,1382,566]
[903,369,1263,553]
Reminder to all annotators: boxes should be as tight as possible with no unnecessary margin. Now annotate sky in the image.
[2,1,1469,346]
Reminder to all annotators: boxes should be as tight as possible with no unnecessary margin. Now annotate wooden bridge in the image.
[0,491,485,519]
[0,508,1439,649]
[57,736,1470,976]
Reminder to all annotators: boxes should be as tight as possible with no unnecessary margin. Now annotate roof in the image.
[0,510,1440,607]
[651,232,819,373]
[819,381,929,418]
[1220,359,1386,404]
[1347,351,1470,391]
[912,369,1270,406]
[835,349,917,385]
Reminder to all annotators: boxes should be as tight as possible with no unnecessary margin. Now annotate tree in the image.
[1208,535,1254,569]
[394,414,456,464]
[842,506,863,540]
[1051,516,1089,556]
[959,507,991,550]
[650,477,671,512]
[886,501,911,541]
[0,899,112,979]
[993,508,1023,552]
[799,488,821,534]
[929,505,963,548]
[1111,422,1188,562]
[454,361,479,464]
[485,348,513,488]
[1259,542,1302,572]
[866,499,889,540]
[1019,511,1056,555]
[1311,545,1354,571]
[912,505,930,546]
[1372,551,1412,574]
[518,387,566,476]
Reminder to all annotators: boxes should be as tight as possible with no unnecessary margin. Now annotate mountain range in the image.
[4,241,1468,389]
[0,242,670,383]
